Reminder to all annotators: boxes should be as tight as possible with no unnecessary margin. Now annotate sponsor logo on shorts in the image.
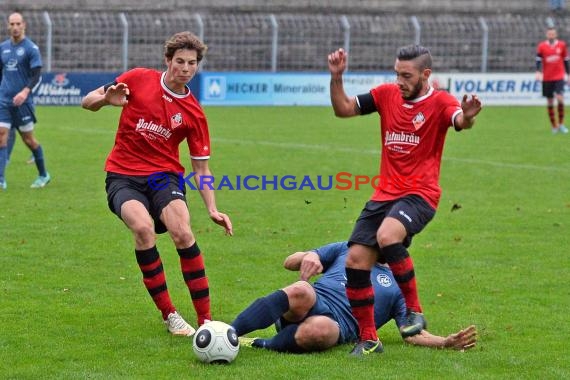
[399,210,412,223]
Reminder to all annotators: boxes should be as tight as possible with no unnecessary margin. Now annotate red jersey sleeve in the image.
[370,84,391,114]
[116,68,139,85]
[439,91,462,130]
[186,104,211,160]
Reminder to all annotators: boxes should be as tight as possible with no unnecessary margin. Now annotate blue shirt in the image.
[0,37,42,104]
[313,241,408,330]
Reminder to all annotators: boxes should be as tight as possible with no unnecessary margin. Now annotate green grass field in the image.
[1,105,569,379]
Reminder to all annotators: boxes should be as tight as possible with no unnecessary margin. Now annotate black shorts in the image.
[348,195,436,256]
[542,80,565,98]
[105,172,187,234]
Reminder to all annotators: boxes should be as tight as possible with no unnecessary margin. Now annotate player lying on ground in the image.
[231,241,476,353]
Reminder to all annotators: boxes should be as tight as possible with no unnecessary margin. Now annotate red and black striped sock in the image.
[383,243,422,313]
[558,102,565,125]
[135,246,175,320]
[548,105,557,128]
[178,243,211,325]
[345,267,377,341]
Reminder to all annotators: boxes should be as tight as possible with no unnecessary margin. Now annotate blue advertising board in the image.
[32,71,547,106]
[200,72,550,106]
[201,72,330,106]
[199,72,394,106]
[33,72,119,106]
[32,72,201,106]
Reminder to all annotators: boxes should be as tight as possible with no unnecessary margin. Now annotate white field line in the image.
[62,126,569,173]
[213,137,569,173]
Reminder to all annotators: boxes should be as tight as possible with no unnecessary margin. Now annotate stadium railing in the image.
[0,10,565,73]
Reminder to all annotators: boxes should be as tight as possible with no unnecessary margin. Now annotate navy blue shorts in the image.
[276,291,358,344]
[0,103,37,130]
[348,195,436,254]
[105,172,186,234]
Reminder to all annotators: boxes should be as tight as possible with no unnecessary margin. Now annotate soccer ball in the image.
[192,320,240,364]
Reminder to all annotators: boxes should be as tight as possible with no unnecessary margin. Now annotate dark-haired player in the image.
[536,26,569,134]
[327,45,482,355]
[233,241,477,353]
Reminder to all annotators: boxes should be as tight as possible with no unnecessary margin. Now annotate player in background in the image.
[232,241,477,353]
[536,26,570,134]
[82,31,232,337]
[0,12,50,190]
[327,45,482,356]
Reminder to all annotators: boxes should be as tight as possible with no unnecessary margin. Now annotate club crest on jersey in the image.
[376,273,392,287]
[170,113,183,129]
[412,112,426,130]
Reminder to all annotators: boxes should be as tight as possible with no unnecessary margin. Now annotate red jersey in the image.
[105,68,210,176]
[369,84,462,209]
[536,39,568,81]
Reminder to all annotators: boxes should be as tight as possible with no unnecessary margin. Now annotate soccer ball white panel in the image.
[192,320,240,364]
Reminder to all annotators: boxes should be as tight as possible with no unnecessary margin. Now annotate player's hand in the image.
[209,211,233,236]
[299,251,323,281]
[328,48,348,77]
[12,88,30,107]
[105,82,130,106]
[443,325,477,350]
[535,71,543,81]
[461,94,482,120]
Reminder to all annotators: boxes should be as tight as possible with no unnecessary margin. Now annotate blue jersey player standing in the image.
[0,12,50,190]
[231,242,477,353]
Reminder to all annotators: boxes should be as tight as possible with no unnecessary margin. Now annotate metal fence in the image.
[1,10,566,73]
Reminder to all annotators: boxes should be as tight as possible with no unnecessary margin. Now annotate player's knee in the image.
[296,319,338,351]
[286,281,314,301]
[345,246,376,268]
[0,129,8,145]
[284,281,315,309]
[376,230,395,247]
[376,226,406,248]
[169,227,194,247]
[130,221,155,246]
[345,247,359,267]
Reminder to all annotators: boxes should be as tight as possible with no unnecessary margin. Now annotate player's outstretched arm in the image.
[328,48,359,118]
[82,83,129,112]
[404,325,477,350]
[191,159,233,236]
[454,95,482,130]
[283,251,323,281]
